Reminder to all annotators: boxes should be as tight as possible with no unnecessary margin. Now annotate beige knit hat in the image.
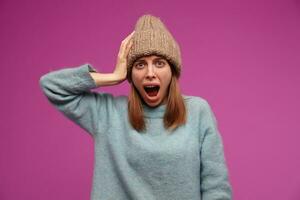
[127,14,182,81]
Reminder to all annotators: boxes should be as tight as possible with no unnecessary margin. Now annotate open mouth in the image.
[144,85,160,97]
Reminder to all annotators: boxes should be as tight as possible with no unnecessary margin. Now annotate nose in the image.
[146,65,156,80]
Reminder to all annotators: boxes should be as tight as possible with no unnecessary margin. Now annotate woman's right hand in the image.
[89,31,135,87]
[113,31,135,83]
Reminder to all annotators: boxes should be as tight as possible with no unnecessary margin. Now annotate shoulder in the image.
[182,94,211,110]
[182,95,219,133]
[182,94,216,121]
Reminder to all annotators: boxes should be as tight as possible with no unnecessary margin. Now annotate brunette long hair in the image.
[128,62,186,133]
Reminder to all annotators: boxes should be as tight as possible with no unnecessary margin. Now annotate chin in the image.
[142,95,163,107]
[145,101,161,107]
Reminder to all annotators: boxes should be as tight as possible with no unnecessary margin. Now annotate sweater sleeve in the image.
[200,101,233,200]
[39,63,110,137]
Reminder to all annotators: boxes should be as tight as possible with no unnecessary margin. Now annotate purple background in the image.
[1,0,300,199]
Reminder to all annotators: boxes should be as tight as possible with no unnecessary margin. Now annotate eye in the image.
[155,60,165,67]
[134,62,145,69]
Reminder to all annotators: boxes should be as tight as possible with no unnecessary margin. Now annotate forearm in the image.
[89,72,125,87]
[40,64,98,98]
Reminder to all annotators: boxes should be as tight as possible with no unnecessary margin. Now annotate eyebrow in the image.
[135,57,165,63]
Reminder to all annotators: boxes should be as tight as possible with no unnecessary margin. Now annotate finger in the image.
[123,31,135,42]
[122,37,133,53]
[125,37,133,48]
[120,39,129,54]
[119,43,129,58]
[125,40,133,54]
[127,31,135,38]
[119,31,135,56]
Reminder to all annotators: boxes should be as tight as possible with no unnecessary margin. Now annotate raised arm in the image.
[39,64,107,137]
[39,31,135,137]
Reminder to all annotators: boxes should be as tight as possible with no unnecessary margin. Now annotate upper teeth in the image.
[145,85,156,88]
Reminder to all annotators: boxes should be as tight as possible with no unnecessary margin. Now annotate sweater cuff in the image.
[75,63,98,90]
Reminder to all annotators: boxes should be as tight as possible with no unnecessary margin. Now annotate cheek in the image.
[163,78,172,92]
[131,71,143,88]
[161,70,172,89]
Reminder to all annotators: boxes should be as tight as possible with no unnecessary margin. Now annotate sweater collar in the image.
[142,103,166,118]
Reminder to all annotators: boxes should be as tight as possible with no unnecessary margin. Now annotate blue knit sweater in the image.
[39,63,232,200]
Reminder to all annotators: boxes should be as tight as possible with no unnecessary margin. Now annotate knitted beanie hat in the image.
[127,14,182,81]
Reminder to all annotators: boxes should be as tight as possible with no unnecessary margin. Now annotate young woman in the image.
[40,14,232,200]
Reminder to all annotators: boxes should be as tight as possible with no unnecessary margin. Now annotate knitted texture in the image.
[39,64,232,200]
[127,14,182,81]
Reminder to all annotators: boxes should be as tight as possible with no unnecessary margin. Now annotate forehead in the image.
[135,55,166,62]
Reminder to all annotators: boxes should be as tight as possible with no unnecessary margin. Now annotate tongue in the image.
[147,90,158,97]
